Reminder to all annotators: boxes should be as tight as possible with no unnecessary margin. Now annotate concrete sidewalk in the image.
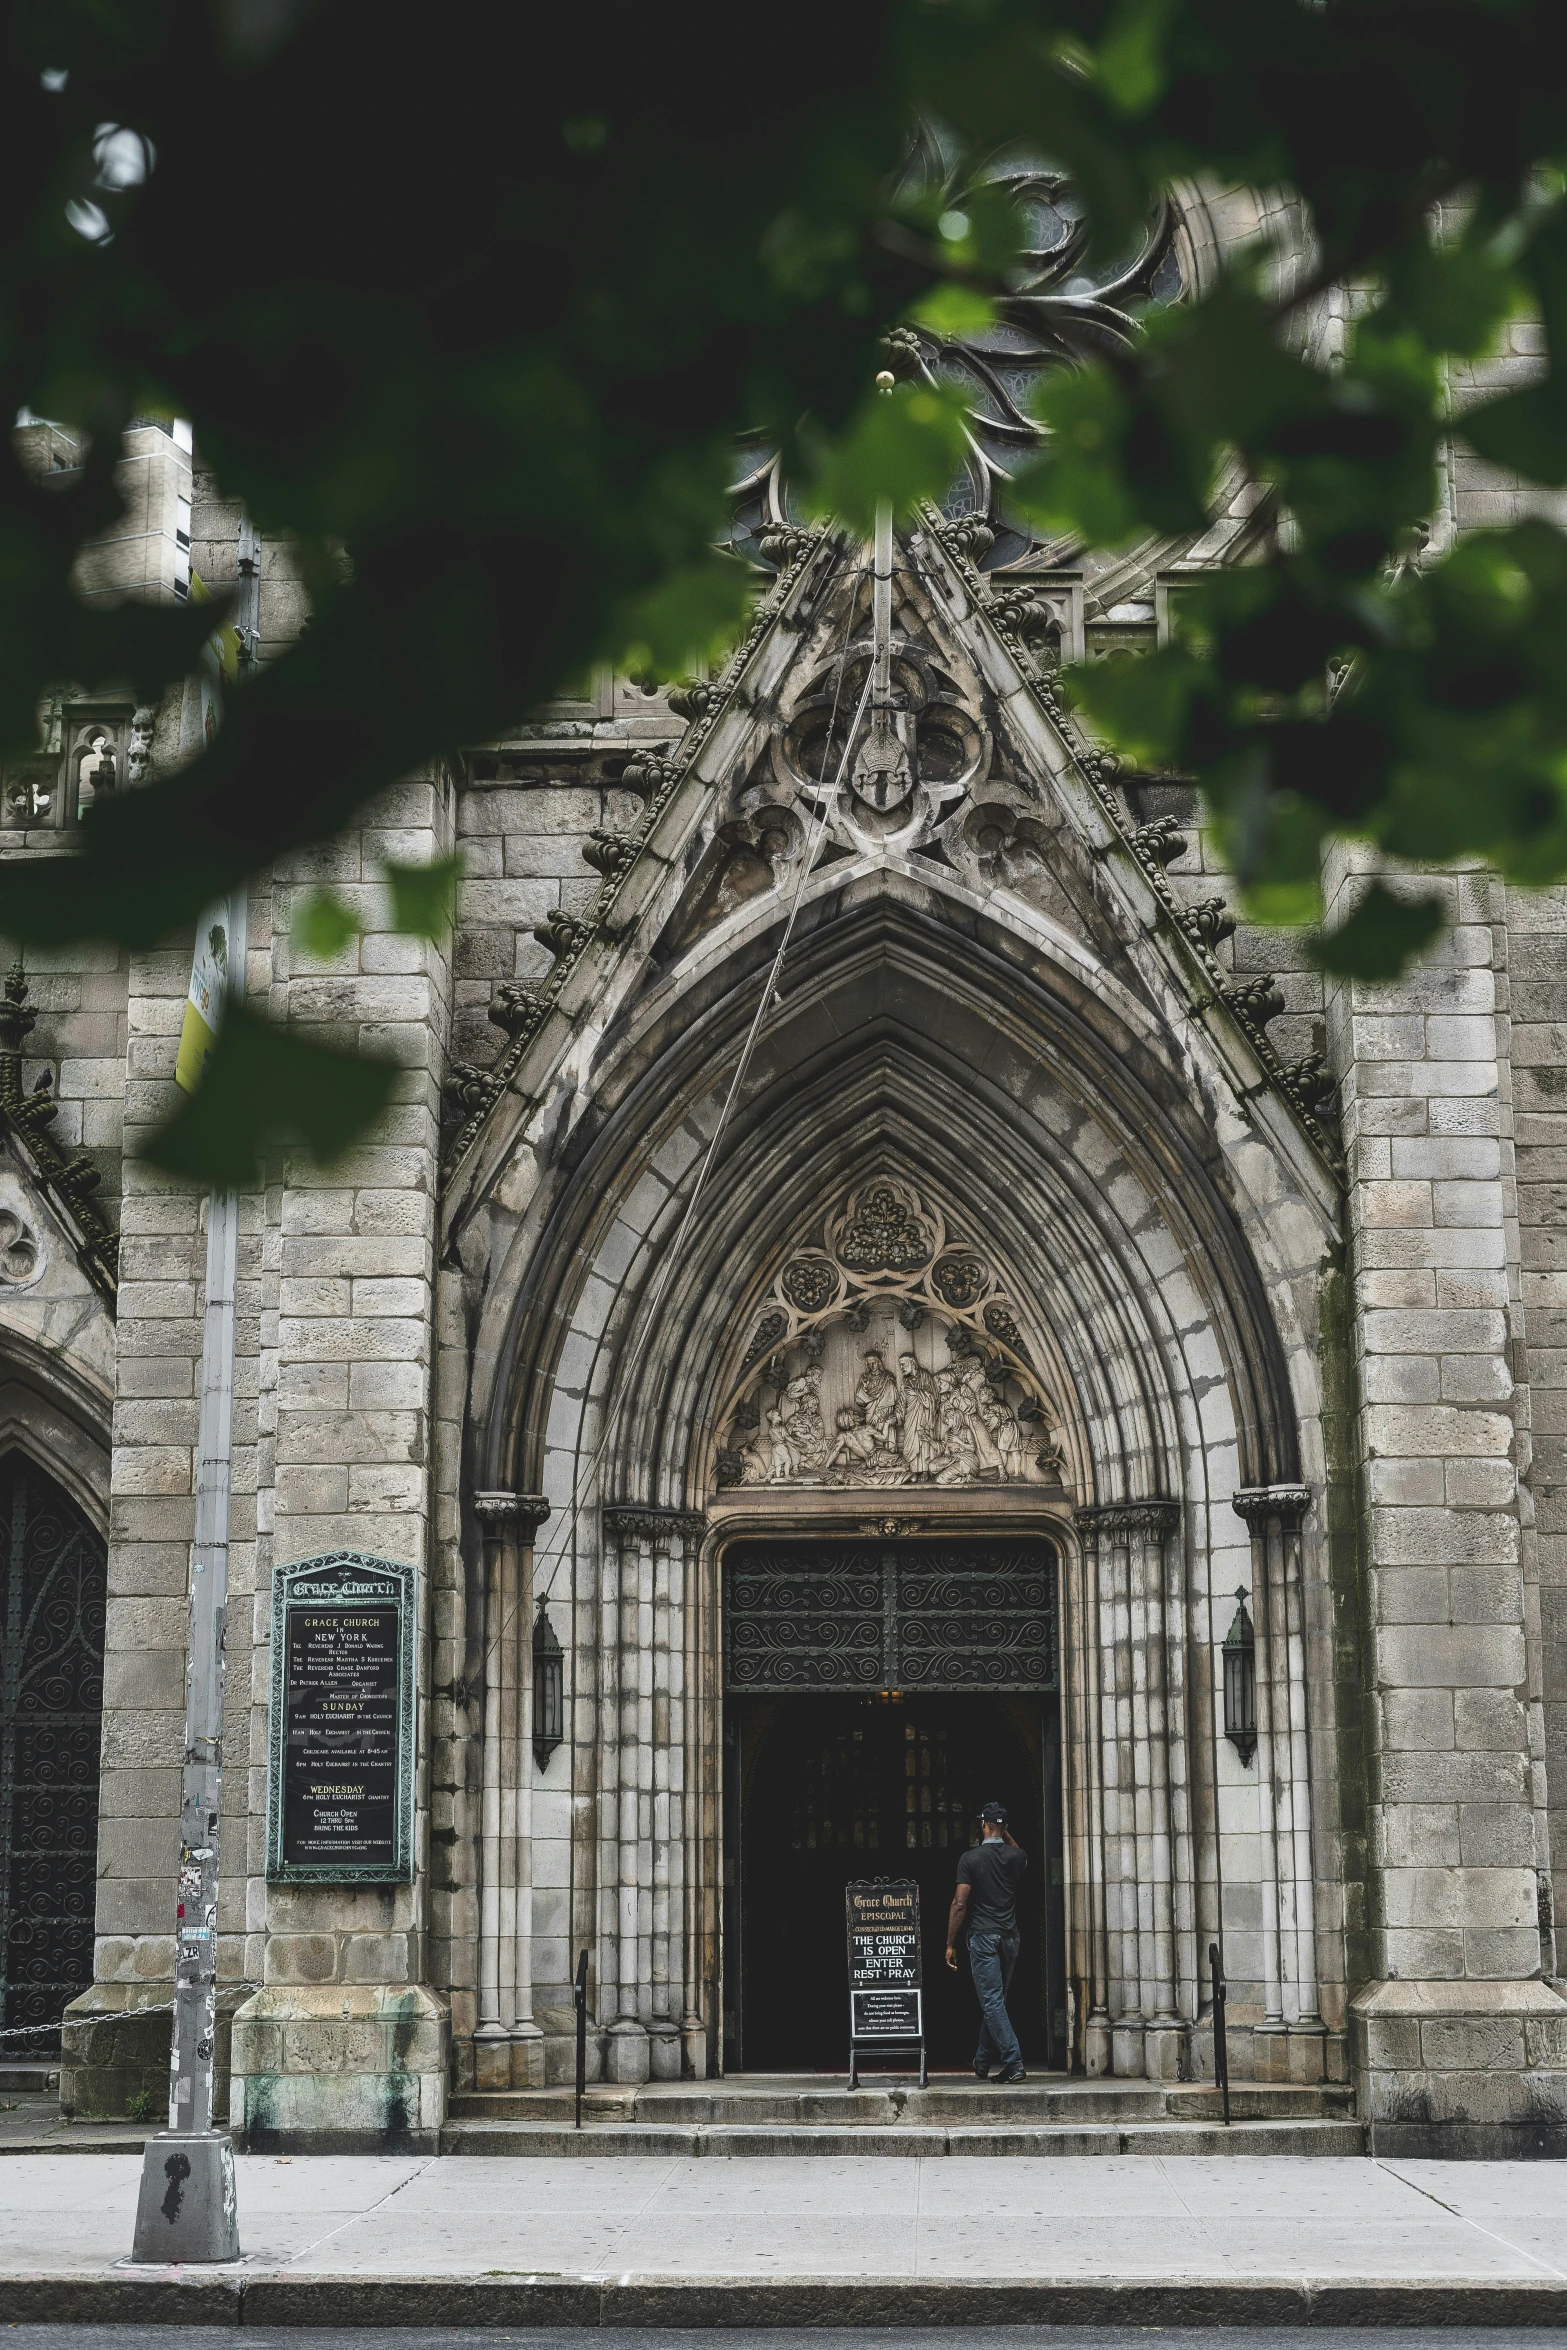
[4,2151,1567,2325]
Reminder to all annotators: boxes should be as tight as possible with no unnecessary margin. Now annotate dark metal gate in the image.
[723,1538,1058,1692]
[0,1457,106,2052]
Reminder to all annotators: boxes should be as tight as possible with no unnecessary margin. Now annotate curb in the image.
[6,2272,1567,2326]
[439,2119,1367,2160]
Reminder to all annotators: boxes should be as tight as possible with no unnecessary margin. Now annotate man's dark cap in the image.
[980,1801,1008,1823]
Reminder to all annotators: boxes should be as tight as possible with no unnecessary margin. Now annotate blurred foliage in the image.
[3,3,1567,1175]
[147,1001,397,1185]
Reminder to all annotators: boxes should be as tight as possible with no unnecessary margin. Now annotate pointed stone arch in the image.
[456,869,1334,2086]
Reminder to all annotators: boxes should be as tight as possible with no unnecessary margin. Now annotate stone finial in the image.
[0,964,37,1061]
[1130,816,1188,868]
[1177,896,1236,953]
[532,909,590,961]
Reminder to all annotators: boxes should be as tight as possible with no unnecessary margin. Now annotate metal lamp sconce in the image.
[532,1604,564,1769]
[1222,1587,1257,1765]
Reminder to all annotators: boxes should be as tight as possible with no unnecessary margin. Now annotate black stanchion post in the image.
[573,1948,588,2130]
[1209,1940,1230,2125]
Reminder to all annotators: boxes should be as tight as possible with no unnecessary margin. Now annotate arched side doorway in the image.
[0,1454,107,2055]
[721,1534,1066,2073]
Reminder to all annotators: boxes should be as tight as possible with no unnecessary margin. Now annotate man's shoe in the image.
[997,2067,1027,2084]
[973,2065,992,2080]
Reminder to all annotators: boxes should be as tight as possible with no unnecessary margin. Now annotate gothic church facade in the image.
[2,173,1565,2158]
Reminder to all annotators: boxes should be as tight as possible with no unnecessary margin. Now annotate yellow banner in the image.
[175,907,232,1095]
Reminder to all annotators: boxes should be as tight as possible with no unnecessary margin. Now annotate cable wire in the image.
[477,538,875,1680]
[531,573,873,1613]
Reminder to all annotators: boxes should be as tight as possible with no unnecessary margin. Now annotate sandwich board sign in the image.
[846,1877,926,2088]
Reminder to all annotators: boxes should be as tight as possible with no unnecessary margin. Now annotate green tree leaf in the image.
[384,853,462,941]
[1461,383,1567,487]
[145,1001,399,1188]
[1310,883,1447,980]
[803,380,972,532]
[293,889,361,960]
[1095,0,1176,118]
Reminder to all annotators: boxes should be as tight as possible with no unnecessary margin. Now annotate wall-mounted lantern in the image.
[1222,1587,1257,1765]
[533,1604,564,1770]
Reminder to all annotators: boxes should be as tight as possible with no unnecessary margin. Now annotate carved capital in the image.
[602,1503,705,1545]
[1232,1485,1311,1533]
[473,1490,552,1533]
[1073,1498,1181,1540]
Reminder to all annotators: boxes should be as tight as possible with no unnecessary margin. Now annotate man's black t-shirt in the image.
[956,1837,1027,1933]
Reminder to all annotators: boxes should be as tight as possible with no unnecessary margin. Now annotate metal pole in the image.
[574,1947,588,2129]
[132,509,258,2261]
[871,497,893,713]
[1210,1940,1231,2126]
[132,889,247,2262]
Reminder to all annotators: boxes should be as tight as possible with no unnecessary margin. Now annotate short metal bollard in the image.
[1209,1939,1231,2125]
[573,1946,588,2129]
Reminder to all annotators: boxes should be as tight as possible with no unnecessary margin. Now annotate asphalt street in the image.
[9,2321,1567,2340]
[9,2335,1567,2350]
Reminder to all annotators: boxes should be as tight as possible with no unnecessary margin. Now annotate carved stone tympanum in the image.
[716,1174,1066,1492]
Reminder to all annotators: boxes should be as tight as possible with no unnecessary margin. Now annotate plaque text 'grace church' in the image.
[266,1552,416,1883]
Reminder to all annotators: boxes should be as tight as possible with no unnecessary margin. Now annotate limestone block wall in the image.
[1506,882,1567,1980]
[451,687,680,1076]
[90,938,234,2010]
[1324,848,1567,2153]
[72,417,195,605]
[0,944,130,1232]
[229,767,458,2152]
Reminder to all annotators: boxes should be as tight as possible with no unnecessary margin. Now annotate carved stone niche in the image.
[3,699,153,831]
[714,1175,1069,1495]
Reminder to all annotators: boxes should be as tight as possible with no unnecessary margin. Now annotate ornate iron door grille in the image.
[0,1458,106,2053]
[723,1539,1057,1693]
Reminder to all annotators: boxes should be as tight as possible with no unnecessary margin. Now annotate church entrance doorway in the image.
[720,1536,1066,2074]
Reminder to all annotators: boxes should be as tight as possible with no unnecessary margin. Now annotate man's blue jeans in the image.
[968,1928,1022,2076]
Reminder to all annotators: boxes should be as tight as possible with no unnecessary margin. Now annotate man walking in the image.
[946,1800,1027,2082]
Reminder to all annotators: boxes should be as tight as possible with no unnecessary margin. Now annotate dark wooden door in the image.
[0,1457,106,2054]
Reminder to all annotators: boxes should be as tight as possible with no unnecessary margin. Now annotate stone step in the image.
[447,2079,1354,2128]
[0,2065,59,2097]
[441,2116,1366,2158]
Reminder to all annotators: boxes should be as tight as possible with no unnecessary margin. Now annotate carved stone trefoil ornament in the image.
[715,1175,1067,1496]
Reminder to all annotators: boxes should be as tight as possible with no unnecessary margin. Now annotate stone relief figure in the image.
[897,1351,940,1478]
[934,1363,982,1482]
[854,1347,901,1458]
[771,1363,827,1478]
[728,1314,1064,1491]
[715,1172,1070,1494]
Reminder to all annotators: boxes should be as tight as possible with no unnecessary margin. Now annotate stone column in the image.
[1326,855,1567,2154]
[600,1502,702,2083]
[472,1490,549,2090]
[1234,1485,1324,2081]
[1066,1515,1113,2075]
[1075,1498,1184,2078]
[681,1517,713,2079]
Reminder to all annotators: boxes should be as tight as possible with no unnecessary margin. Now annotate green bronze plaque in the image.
[266,1551,416,1884]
